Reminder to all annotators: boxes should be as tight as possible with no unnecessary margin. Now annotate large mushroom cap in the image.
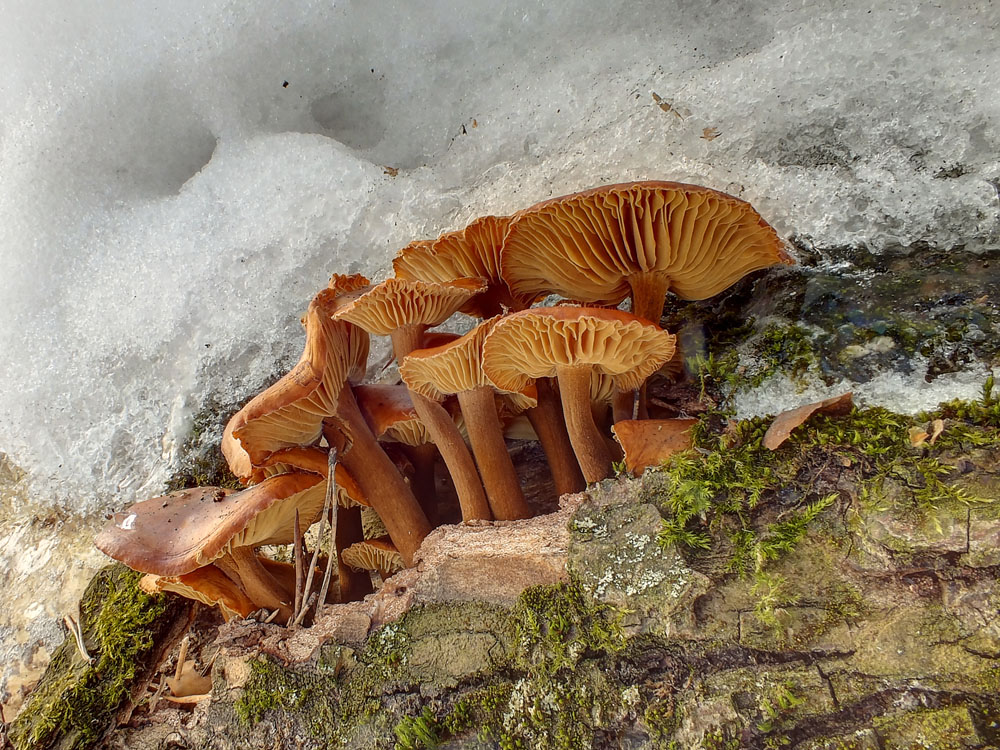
[501,180,790,309]
[482,306,677,394]
[393,215,536,315]
[329,277,487,336]
[95,472,326,576]
[400,317,532,403]
[222,288,370,480]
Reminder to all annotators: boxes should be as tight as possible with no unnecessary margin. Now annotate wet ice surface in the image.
[1,0,999,702]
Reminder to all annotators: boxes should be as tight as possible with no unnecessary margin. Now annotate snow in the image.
[1,0,998,517]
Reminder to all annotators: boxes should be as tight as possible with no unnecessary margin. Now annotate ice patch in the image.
[735,362,997,419]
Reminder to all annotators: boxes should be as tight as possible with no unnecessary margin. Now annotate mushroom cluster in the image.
[95,180,790,625]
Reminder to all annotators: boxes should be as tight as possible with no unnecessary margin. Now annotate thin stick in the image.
[263,608,281,624]
[316,501,338,613]
[293,509,303,618]
[174,636,189,682]
[64,615,93,664]
[293,445,339,627]
[148,676,166,714]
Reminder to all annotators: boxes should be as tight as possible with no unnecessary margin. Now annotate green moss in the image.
[234,658,316,725]
[389,582,627,750]
[655,386,999,570]
[872,706,980,749]
[8,564,174,750]
[512,580,625,676]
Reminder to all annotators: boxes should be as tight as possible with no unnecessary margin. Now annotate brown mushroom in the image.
[330,277,492,522]
[140,566,257,621]
[353,383,438,520]
[222,286,431,566]
[501,180,791,323]
[482,307,676,483]
[393,215,538,316]
[400,317,533,520]
[96,474,327,622]
[221,287,370,481]
[341,536,404,580]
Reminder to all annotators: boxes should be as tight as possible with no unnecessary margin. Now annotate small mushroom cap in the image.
[328,272,372,296]
[353,384,431,446]
[611,418,698,475]
[341,535,403,575]
[482,307,677,394]
[257,446,368,508]
[329,277,487,335]
[96,473,326,576]
[140,565,257,620]
[223,289,370,480]
[501,181,790,306]
[393,215,536,315]
[400,317,534,405]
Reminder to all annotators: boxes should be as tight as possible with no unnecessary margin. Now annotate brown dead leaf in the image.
[908,426,929,447]
[162,693,211,704]
[763,392,854,450]
[472,119,478,128]
[701,127,721,141]
[612,418,698,475]
[166,659,212,698]
[382,166,399,177]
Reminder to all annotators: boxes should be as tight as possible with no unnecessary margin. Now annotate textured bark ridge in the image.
[91,409,1000,750]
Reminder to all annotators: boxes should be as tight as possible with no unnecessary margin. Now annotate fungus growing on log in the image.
[393,214,537,316]
[501,180,791,323]
[96,474,327,622]
[483,307,676,483]
[330,277,493,522]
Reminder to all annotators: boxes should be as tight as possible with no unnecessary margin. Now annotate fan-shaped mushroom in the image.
[483,307,676,483]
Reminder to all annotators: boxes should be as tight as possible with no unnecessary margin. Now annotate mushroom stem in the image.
[628,272,671,325]
[457,386,533,520]
[524,378,586,497]
[336,506,373,602]
[407,391,493,522]
[391,325,492,523]
[228,547,294,623]
[402,443,440,525]
[329,387,432,566]
[627,272,671,419]
[555,365,612,483]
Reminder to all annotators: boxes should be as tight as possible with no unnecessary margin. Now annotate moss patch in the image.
[8,564,181,750]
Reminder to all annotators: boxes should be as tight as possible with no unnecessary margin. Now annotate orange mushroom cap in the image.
[353,384,431,447]
[393,215,537,315]
[140,565,257,620]
[400,317,534,405]
[481,307,677,394]
[328,277,487,336]
[222,288,369,481]
[501,181,791,311]
[341,536,404,575]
